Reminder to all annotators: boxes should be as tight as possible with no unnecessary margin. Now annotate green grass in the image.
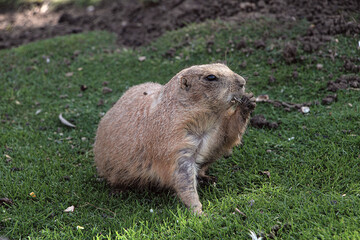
[1,18,360,239]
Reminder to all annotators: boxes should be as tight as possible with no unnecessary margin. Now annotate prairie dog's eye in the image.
[205,75,218,81]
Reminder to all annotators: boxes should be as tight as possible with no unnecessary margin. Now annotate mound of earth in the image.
[0,0,359,49]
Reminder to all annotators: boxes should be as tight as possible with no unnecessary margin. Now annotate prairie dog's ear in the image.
[180,77,191,91]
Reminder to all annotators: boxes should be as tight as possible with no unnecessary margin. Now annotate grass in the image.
[1,18,360,239]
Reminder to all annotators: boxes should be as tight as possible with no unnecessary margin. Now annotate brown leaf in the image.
[80,85,88,91]
[97,99,105,106]
[138,56,146,62]
[0,198,13,207]
[259,171,271,178]
[65,72,74,77]
[255,94,269,102]
[102,87,113,94]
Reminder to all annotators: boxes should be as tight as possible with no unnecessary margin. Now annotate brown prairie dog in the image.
[94,63,256,214]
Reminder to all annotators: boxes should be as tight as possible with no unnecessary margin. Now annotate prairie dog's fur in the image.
[94,63,256,214]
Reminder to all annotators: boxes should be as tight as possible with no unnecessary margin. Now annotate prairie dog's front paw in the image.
[239,92,256,113]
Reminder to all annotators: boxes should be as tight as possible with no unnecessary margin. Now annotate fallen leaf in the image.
[259,171,271,178]
[15,100,21,105]
[102,87,113,94]
[65,72,74,77]
[29,192,36,198]
[249,230,262,240]
[255,94,269,102]
[0,198,13,207]
[64,205,75,212]
[80,85,88,91]
[138,56,146,62]
[97,99,105,106]
[59,113,76,128]
[35,109,42,115]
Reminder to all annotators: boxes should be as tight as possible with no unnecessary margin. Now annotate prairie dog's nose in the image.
[236,75,246,88]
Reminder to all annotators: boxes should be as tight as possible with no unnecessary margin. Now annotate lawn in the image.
[1,18,360,239]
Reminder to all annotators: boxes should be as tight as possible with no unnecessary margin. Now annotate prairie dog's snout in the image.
[228,75,246,102]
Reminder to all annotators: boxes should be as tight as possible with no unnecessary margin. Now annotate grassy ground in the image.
[1,18,360,239]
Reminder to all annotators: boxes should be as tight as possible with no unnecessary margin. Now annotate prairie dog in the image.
[94,63,256,214]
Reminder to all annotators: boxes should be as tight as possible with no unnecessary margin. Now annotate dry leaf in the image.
[29,192,36,198]
[80,85,88,91]
[97,99,105,106]
[255,94,269,102]
[102,87,113,94]
[138,56,146,62]
[64,205,75,212]
[259,171,271,178]
[0,198,14,207]
[65,72,74,77]
[59,113,76,128]
[249,230,262,240]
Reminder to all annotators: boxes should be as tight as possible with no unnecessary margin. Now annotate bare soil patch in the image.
[0,0,359,49]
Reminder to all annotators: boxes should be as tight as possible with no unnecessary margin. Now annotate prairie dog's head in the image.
[172,63,246,108]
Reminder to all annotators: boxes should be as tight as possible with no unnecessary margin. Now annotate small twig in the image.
[79,202,116,217]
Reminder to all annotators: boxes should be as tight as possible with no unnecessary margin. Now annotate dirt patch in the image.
[321,94,338,105]
[327,75,360,92]
[0,0,359,49]
[250,114,279,129]
[282,42,298,64]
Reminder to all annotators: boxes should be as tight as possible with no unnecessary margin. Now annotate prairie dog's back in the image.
[94,82,176,187]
